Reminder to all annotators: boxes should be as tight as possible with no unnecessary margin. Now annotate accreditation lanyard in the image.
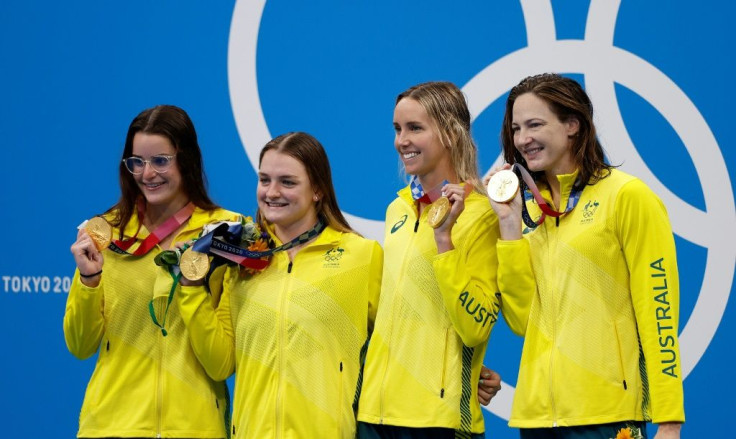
[109,201,196,255]
[512,164,582,229]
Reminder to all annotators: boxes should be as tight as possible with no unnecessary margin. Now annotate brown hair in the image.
[256,132,354,234]
[501,73,613,188]
[396,81,485,194]
[107,105,217,237]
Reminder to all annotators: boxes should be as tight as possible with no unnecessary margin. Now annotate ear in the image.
[566,117,580,137]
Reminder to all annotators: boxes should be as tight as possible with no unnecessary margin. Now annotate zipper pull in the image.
[287,261,293,273]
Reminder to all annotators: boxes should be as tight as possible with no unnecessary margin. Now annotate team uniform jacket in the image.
[357,186,531,435]
[497,169,685,428]
[63,207,239,438]
[177,225,383,439]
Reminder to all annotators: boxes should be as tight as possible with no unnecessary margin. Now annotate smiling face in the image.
[393,97,454,188]
[257,149,319,241]
[131,132,187,210]
[512,92,580,178]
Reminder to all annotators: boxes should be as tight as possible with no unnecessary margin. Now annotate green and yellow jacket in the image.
[64,206,239,438]
[498,169,685,428]
[358,186,531,435]
[178,225,383,439]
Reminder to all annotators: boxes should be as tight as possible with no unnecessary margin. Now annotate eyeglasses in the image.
[122,154,176,175]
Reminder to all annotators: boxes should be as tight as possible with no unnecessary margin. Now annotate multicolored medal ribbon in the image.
[207,218,326,266]
[508,164,582,229]
[410,175,448,204]
[150,217,327,335]
[412,176,475,229]
[109,201,196,255]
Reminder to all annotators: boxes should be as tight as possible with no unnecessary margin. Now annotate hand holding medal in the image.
[72,217,112,286]
[485,165,525,241]
[427,183,474,230]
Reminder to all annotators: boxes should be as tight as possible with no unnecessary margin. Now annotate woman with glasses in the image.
[176,132,383,438]
[64,105,239,439]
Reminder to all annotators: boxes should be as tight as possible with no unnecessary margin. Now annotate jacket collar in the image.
[264,221,343,250]
[538,170,580,210]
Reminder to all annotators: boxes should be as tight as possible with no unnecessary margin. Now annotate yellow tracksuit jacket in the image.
[63,207,239,438]
[497,169,685,428]
[177,226,383,439]
[358,187,531,435]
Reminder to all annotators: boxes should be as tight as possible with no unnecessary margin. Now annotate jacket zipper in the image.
[338,361,344,437]
[612,322,628,390]
[276,254,294,439]
[440,328,451,398]
[380,208,420,422]
[545,218,558,426]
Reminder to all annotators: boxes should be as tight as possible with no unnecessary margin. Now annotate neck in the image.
[145,197,190,229]
[417,170,458,194]
[273,214,319,245]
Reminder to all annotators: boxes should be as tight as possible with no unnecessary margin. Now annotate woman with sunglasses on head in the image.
[176,132,383,438]
[64,105,239,439]
[488,73,684,438]
[356,81,531,439]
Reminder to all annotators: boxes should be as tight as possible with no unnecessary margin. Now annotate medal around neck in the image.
[487,169,520,203]
[426,197,451,229]
[180,248,210,281]
[85,217,112,251]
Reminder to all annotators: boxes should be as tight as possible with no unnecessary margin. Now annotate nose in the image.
[265,183,280,199]
[515,127,531,146]
[141,160,158,179]
[396,131,410,148]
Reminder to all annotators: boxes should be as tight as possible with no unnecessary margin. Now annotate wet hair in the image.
[396,81,485,194]
[501,73,614,188]
[107,105,217,237]
[256,132,354,234]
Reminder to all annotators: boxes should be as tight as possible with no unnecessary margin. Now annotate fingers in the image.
[173,240,194,251]
[71,230,104,272]
[477,387,492,406]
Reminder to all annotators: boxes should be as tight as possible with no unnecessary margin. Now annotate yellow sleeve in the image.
[496,238,534,336]
[63,270,105,359]
[433,210,501,347]
[616,179,685,423]
[177,266,236,381]
[367,240,383,334]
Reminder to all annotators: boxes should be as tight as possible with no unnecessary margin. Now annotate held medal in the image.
[487,169,520,203]
[180,248,210,281]
[426,197,451,229]
[85,217,112,251]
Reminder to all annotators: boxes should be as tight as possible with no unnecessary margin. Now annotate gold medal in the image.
[85,217,112,251]
[180,248,210,281]
[426,197,451,229]
[487,169,520,203]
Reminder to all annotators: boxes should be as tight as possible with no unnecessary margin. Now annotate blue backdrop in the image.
[1,1,733,437]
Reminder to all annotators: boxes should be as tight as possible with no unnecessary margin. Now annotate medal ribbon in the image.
[109,201,196,255]
[207,218,327,266]
[410,176,450,204]
[511,164,582,228]
[149,218,327,336]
